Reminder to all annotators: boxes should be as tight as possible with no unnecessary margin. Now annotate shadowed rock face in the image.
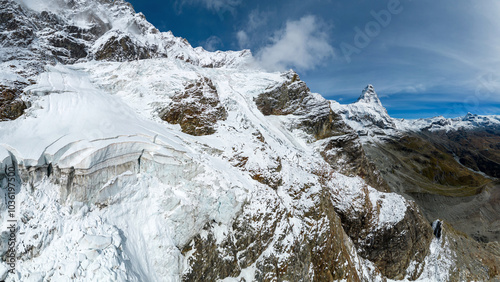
[320,133,389,192]
[254,73,308,116]
[180,176,369,281]
[351,201,432,279]
[49,36,88,61]
[255,72,349,140]
[0,1,35,48]
[160,77,227,136]
[94,34,155,62]
[327,178,432,279]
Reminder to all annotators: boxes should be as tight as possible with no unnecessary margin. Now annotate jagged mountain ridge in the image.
[0,0,499,281]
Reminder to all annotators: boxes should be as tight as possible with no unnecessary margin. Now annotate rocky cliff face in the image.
[0,0,498,281]
[161,77,228,136]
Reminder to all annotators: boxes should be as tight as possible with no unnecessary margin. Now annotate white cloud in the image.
[396,84,427,94]
[235,9,272,49]
[203,35,223,51]
[15,0,65,12]
[175,0,241,14]
[256,15,334,72]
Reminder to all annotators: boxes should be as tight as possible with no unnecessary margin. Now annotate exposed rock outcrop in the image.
[325,175,432,279]
[3,0,500,280]
[255,73,388,192]
[255,72,349,140]
[320,133,389,191]
[181,174,375,281]
[94,32,155,62]
[252,73,433,280]
[349,201,432,279]
[0,85,27,121]
[160,77,227,136]
[435,221,500,280]
[332,84,500,280]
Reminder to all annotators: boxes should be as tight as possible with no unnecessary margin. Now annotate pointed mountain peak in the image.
[463,112,477,120]
[357,84,382,106]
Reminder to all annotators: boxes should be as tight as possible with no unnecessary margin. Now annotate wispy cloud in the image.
[255,15,334,72]
[246,9,270,31]
[175,0,242,15]
[235,9,273,49]
[236,30,249,49]
[202,35,224,51]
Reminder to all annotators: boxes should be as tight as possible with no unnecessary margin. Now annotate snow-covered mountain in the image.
[330,85,397,139]
[333,85,500,140]
[1,0,499,281]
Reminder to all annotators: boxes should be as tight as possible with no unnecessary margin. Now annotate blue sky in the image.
[128,0,500,119]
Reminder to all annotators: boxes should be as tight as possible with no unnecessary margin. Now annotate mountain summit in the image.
[331,84,397,136]
[357,84,383,106]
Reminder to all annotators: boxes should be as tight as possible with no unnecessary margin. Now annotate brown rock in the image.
[321,133,389,192]
[160,77,227,136]
[331,183,433,279]
[254,72,349,140]
[0,85,27,121]
[94,34,153,62]
[181,179,378,281]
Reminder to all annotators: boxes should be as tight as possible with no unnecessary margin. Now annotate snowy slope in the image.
[1,0,253,91]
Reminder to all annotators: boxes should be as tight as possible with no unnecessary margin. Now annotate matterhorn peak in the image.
[334,84,396,134]
[357,84,383,106]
